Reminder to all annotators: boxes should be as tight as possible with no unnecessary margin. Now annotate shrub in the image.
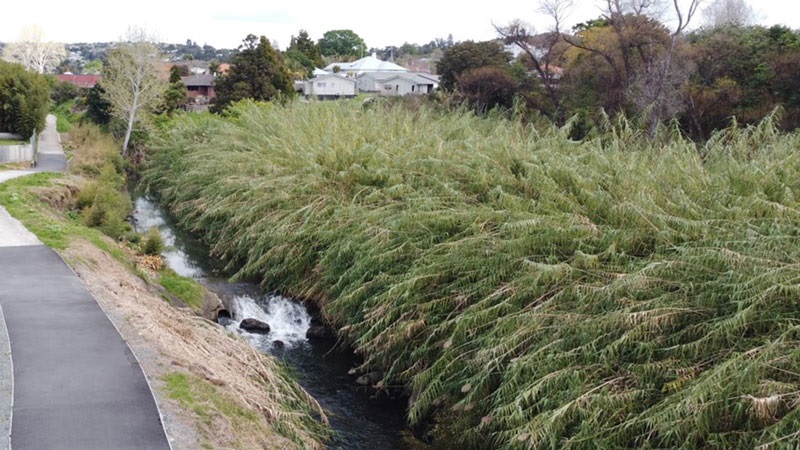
[140,228,164,255]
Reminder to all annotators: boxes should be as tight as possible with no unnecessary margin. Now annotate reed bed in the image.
[144,100,800,449]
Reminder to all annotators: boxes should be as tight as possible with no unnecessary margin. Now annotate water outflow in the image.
[224,294,311,350]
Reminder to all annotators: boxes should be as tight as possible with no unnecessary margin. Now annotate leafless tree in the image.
[102,27,167,157]
[534,0,702,134]
[2,25,66,74]
[702,0,757,27]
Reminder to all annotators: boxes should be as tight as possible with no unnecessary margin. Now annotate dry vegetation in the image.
[144,100,800,449]
[64,239,327,449]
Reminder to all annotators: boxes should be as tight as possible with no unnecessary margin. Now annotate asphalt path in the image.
[0,116,171,449]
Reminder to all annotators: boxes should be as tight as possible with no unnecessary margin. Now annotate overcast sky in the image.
[2,0,799,50]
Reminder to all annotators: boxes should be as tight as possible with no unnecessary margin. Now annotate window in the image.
[317,82,326,88]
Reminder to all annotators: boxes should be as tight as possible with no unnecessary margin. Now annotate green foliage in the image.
[140,228,165,255]
[159,270,203,309]
[686,24,800,137]
[211,34,295,113]
[82,59,103,75]
[318,29,367,59]
[0,60,50,136]
[69,123,132,240]
[49,78,80,104]
[163,66,188,114]
[84,83,112,125]
[286,29,324,77]
[436,41,512,91]
[0,173,71,249]
[52,99,79,132]
[145,100,800,449]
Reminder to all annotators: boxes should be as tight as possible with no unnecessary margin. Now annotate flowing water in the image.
[131,196,413,450]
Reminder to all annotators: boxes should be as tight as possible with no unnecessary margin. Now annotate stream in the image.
[131,196,413,449]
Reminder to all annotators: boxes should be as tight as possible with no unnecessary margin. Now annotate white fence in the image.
[0,132,36,164]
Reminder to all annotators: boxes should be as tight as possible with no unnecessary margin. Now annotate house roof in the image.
[55,74,101,89]
[359,71,439,85]
[181,74,215,87]
[310,73,357,84]
[323,54,408,73]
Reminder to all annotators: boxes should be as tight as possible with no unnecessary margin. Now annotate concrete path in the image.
[0,116,171,449]
[34,115,68,172]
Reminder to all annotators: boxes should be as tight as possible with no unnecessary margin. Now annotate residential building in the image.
[301,73,357,99]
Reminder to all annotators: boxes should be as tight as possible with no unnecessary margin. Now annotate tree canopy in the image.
[436,40,512,91]
[211,34,295,113]
[0,59,50,136]
[102,28,167,157]
[2,25,66,74]
[318,29,367,59]
[285,29,324,78]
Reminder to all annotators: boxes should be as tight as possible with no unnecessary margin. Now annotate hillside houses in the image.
[299,53,439,99]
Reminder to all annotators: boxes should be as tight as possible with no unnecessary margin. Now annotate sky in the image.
[2,0,800,50]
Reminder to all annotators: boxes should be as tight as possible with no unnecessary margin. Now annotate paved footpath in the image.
[0,116,171,449]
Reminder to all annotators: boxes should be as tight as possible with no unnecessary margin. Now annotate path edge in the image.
[54,249,176,450]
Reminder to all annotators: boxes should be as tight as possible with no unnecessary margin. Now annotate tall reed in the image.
[144,100,800,449]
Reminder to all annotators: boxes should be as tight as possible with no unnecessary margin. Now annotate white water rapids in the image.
[133,196,312,350]
[224,294,311,349]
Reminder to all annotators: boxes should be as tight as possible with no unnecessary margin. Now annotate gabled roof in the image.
[310,73,357,84]
[359,71,439,85]
[323,54,408,73]
[312,68,328,76]
[181,74,215,87]
[55,74,101,89]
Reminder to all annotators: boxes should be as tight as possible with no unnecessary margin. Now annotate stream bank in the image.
[131,195,417,449]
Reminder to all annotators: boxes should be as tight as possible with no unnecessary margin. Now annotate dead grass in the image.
[63,239,327,449]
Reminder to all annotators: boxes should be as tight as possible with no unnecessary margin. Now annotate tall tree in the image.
[285,30,324,78]
[102,27,167,157]
[2,25,66,74]
[702,0,757,27]
[211,34,295,113]
[318,29,368,59]
[436,40,512,91]
[0,59,50,136]
[542,0,702,134]
[162,65,188,114]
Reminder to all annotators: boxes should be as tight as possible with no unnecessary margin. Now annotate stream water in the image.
[131,196,413,450]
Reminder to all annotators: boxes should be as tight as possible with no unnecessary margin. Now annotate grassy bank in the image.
[0,123,328,449]
[143,100,800,449]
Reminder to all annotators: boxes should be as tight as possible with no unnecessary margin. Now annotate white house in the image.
[302,73,357,99]
[359,72,440,96]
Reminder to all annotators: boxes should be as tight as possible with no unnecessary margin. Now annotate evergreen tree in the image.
[162,65,187,113]
[285,29,324,78]
[85,83,112,125]
[211,34,295,113]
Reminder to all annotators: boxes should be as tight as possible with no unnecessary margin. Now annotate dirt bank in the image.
[62,238,326,449]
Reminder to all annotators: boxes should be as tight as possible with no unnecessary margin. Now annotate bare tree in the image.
[534,0,702,134]
[102,27,166,157]
[639,0,702,135]
[2,25,66,74]
[702,0,757,27]
[495,0,573,120]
